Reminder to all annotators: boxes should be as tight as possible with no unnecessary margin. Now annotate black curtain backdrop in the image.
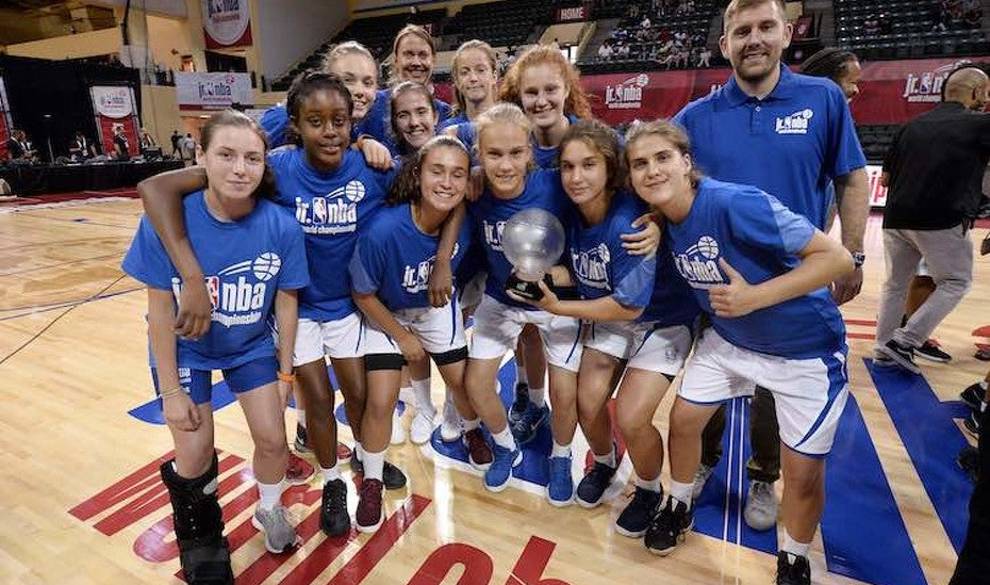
[0,55,141,162]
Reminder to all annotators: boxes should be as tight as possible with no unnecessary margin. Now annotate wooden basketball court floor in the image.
[0,198,986,585]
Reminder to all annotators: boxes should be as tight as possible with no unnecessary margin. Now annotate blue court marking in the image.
[867,358,973,551]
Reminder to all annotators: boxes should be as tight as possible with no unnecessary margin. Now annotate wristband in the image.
[277,371,296,383]
[159,386,184,400]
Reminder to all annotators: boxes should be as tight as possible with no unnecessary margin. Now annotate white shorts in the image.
[679,329,849,457]
[457,271,486,316]
[585,321,693,376]
[469,294,583,372]
[363,302,467,357]
[293,313,365,366]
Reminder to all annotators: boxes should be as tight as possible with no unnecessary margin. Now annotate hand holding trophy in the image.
[502,208,565,301]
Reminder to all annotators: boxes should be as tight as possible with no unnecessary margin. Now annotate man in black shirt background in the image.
[875,65,990,374]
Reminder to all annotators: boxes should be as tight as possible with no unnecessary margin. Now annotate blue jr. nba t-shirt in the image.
[673,65,866,230]
[469,169,570,308]
[349,203,473,311]
[665,178,845,359]
[122,191,310,370]
[267,146,397,321]
[567,194,656,314]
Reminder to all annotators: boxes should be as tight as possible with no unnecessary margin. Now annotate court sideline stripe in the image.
[0,274,130,366]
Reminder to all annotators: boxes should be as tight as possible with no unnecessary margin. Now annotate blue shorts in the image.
[150,356,278,405]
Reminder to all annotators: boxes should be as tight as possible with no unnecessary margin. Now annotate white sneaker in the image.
[390,408,406,445]
[410,410,436,444]
[439,397,462,442]
[398,386,416,406]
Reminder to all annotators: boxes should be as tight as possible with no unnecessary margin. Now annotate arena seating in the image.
[835,0,989,61]
[856,124,901,163]
[442,0,555,50]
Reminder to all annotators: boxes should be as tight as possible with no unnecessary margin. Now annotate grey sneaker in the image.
[743,480,778,531]
[692,464,715,499]
[252,505,298,553]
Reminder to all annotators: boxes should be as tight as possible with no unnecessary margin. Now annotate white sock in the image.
[296,409,306,428]
[634,474,662,493]
[492,427,517,451]
[593,446,617,469]
[320,464,340,484]
[780,528,811,560]
[669,480,693,508]
[463,418,481,431]
[551,441,571,458]
[516,366,528,387]
[412,378,435,415]
[363,449,386,481]
[355,443,365,462]
[257,478,284,511]
[528,384,546,408]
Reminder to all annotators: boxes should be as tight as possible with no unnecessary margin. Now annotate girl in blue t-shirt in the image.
[440,40,499,132]
[137,73,446,539]
[123,111,309,578]
[348,135,489,531]
[509,119,699,537]
[624,119,854,580]
[260,41,385,159]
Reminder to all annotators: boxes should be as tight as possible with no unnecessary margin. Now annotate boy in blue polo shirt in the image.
[672,0,869,534]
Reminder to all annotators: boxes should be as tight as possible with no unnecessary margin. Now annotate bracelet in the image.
[159,386,184,400]
[277,371,296,383]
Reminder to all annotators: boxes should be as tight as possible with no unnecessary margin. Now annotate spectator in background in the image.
[963,0,983,28]
[112,125,130,161]
[180,132,196,165]
[170,129,181,158]
[6,129,27,162]
[697,46,712,67]
[863,13,881,35]
[875,66,990,374]
[801,47,862,102]
[69,130,96,161]
[140,128,157,151]
[598,42,614,60]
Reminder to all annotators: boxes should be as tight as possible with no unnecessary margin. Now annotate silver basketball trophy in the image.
[502,208,565,301]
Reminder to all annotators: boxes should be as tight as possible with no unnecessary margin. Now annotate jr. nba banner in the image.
[0,76,11,161]
[90,85,140,158]
[203,0,252,49]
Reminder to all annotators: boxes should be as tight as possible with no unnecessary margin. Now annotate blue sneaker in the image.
[510,403,549,444]
[546,456,574,506]
[484,444,522,492]
[507,382,530,427]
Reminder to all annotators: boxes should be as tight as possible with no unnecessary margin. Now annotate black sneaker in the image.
[643,497,693,556]
[877,339,920,374]
[776,551,811,585]
[320,479,350,537]
[964,410,981,438]
[507,382,530,427]
[351,456,407,490]
[294,423,310,454]
[575,462,617,508]
[958,445,979,483]
[960,383,987,411]
[915,340,952,363]
[615,487,663,538]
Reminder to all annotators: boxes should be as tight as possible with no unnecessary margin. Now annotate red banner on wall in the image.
[90,85,140,158]
[203,0,253,49]
[556,5,588,22]
[580,57,987,127]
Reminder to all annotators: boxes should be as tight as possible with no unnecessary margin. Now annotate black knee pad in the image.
[431,346,468,367]
[365,352,405,371]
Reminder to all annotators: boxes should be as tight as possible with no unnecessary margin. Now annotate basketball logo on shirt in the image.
[294,180,365,235]
[483,219,506,251]
[401,244,461,294]
[170,253,278,327]
[674,236,726,289]
[571,243,612,290]
[775,109,814,135]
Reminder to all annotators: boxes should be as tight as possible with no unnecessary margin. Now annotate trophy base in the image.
[505,273,544,301]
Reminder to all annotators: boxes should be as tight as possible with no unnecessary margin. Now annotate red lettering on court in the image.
[406,543,494,584]
[505,537,569,585]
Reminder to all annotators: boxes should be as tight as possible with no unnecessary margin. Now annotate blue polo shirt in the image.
[673,65,866,230]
